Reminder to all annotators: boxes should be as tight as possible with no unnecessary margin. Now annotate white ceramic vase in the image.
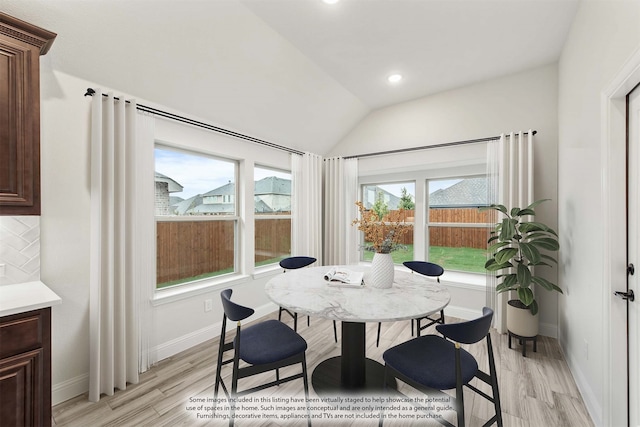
[369,252,394,289]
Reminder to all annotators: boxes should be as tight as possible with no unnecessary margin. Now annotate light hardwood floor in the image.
[52,312,594,427]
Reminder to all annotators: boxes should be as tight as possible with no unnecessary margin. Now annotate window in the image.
[254,166,292,267]
[154,146,238,289]
[427,177,492,273]
[360,182,415,264]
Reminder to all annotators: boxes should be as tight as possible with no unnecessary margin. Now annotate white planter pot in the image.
[369,252,394,289]
[506,299,539,337]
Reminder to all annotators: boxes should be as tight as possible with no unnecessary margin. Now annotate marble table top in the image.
[265,265,450,323]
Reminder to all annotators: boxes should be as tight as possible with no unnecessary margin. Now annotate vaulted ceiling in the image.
[0,0,579,155]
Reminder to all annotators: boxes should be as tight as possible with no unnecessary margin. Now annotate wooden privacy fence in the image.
[157,208,492,285]
[255,218,292,262]
[378,208,493,249]
[157,218,293,286]
[157,220,235,285]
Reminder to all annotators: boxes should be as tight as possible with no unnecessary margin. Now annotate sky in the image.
[155,147,459,200]
[155,147,290,199]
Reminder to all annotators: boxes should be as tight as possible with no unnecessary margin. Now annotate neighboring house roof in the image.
[254,176,291,196]
[169,196,184,206]
[364,186,402,210]
[203,177,292,197]
[429,177,488,207]
[155,172,184,193]
[173,195,203,215]
[189,203,236,214]
[204,181,235,197]
[254,199,273,213]
[168,176,292,215]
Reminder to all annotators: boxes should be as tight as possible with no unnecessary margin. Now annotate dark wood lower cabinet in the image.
[0,308,52,427]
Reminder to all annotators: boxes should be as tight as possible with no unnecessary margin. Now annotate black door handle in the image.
[614,290,635,301]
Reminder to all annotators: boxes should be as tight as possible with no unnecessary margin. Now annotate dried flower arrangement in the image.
[352,201,410,254]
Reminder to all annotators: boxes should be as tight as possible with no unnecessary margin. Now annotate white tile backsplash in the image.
[0,216,40,285]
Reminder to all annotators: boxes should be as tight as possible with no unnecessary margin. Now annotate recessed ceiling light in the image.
[323,0,340,4]
[388,74,403,84]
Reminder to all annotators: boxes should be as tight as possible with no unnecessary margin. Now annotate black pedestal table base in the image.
[311,321,396,395]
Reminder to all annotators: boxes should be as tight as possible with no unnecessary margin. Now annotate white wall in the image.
[558,1,640,425]
[328,64,560,334]
[37,68,290,404]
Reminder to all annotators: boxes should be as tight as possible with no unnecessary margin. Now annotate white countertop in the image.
[0,280,62,317]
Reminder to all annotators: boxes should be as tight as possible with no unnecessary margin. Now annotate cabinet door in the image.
[0,36,39,214]
[0,13,56,216]
[0,349,44,427]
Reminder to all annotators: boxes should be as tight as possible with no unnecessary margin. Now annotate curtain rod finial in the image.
[84,88,95,97]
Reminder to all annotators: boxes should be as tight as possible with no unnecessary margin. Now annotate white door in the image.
[626,84,640,427]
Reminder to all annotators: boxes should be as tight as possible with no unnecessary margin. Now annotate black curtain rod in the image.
[84,88,305,156]
[343,130,537,160]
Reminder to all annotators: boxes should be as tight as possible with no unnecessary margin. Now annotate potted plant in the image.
[482,199,561,338]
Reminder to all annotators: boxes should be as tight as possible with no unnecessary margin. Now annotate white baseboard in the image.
[52,373,89,406]
[151,302,278,364]
[561,342,602,426]
[50,303,279,407]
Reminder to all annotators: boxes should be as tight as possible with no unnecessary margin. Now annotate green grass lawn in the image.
[158,246,487,288]
[363,245,487,273]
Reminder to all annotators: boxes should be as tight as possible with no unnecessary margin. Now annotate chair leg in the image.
[416,318,422,337]
[454,346,466,427]
[302,355,311,427]
[307,316,310,327]
[411,319,414,336]
[376,322,382,347]
[214,319,227,414]
[293,313,298,332]
[487,334,503,427]
[278,307,283,322]
[378,367,388,427]
[333,321,338,343]
[230,365,239,427]
[440,309,445,324]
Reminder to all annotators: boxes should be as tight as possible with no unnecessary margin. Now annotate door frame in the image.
[602,45,640,427]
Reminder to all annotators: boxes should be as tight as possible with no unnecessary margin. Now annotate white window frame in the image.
[154,144,240,293]
[254,164,293,269]
[358,163,488,287]
[150,117,293,305]
[426,174,493,274]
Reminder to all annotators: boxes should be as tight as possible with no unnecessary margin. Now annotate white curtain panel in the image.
[486,131,534,334]
[89,90,155,402]
[323,157,359,265]
[292,153,323,263]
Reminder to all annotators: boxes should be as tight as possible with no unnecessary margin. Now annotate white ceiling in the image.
[1,0,579,154]
[241,0,579,109]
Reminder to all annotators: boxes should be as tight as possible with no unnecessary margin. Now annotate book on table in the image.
[323,267,364,287]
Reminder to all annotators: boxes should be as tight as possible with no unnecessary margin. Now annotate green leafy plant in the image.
[482,199,561,315]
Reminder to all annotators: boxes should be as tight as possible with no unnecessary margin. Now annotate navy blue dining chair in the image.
[376,260,445,347]
[379,307,502,427]
[278,256,338,342]
[214,289,311,427]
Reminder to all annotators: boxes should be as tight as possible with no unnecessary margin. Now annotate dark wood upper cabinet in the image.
[0,13,55,215]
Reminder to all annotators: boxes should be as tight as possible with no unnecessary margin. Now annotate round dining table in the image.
[264,265,451,394]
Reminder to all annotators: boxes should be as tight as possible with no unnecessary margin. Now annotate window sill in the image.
[252,264,282,280]
[439,270,487,289]
[152,274,251,306]
[362,262,487,289]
